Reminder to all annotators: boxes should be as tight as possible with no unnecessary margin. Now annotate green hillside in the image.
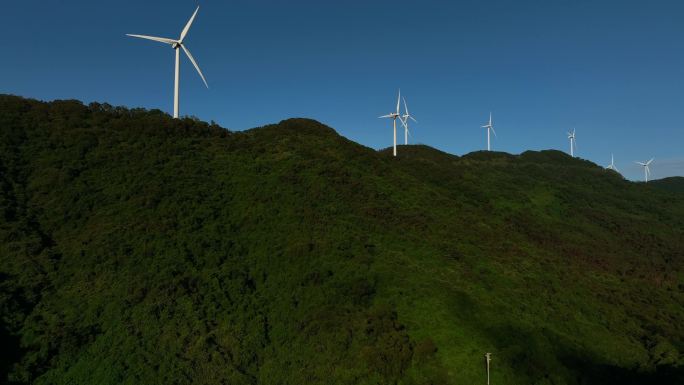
[651,177,684,193]
[1,94,683,385]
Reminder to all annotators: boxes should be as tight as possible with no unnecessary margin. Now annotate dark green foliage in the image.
[1,94,683,384]
[651,177,684,193]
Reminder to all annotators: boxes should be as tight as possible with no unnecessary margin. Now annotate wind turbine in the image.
[400,97,417,145]
[127,6,208,119]
[484,353,492,385]
[635,158,654,182]
[379,90,402,157]
[481,112,496,151]
[567,129,577,157]
[606,153,619,173]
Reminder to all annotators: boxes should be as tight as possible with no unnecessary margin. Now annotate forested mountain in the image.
[1,95,683,384]
[651,177,684,193]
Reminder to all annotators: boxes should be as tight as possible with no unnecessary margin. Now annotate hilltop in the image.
[651,177,684,193]
[1,95,683,385]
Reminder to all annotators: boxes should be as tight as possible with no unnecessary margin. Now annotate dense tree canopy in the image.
[1,95,683,384]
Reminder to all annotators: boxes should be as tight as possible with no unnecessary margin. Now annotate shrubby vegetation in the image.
[1,94,683,384]
[652,176,684,193]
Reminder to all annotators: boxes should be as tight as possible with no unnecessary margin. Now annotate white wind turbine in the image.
[606,153,619,173]
[127,6,208,119]
[400,97,417,145]
[567,129,577,157]
[635,158,654,182]
[481,112,496,151]
[379,90,402,157]
[484,353,492,385]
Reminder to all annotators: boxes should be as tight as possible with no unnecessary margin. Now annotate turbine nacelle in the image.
[378,89,402,120]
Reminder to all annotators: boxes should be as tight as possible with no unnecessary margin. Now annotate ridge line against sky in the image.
[1,0,683,180]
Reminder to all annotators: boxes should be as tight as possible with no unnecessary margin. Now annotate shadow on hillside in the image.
[0,321,21,383]
[562,355,684,385]
[486,323,684,385]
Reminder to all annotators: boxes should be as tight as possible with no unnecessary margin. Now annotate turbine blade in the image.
[396,90,401,115]
[400,117,408,129]
[490,126,497,138]
[410,116,417,123]
[181,44,208,88]
[403,97,409,116]
[379,114,392,118]
[647,158,654,165]
[126,34,177,45]
[180,6,200,42]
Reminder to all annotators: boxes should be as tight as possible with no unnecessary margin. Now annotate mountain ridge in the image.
[1,94,683,385]
[651,176,684,193]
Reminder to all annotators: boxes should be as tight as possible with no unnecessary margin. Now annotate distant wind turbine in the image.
[635,158,654,182]
[606,153,619,173]
[481,112,496,151]
[127,6,208,119]
[484,353,492,385]
[567,129,577,157]
[379,89,402,157]
[400,97,417,145]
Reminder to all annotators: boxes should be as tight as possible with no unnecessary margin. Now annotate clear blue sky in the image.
[2,0,683,180]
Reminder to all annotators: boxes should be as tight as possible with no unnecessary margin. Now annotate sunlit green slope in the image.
[1,95,683,385]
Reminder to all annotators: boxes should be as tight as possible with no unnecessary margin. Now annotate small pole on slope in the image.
[484,352,492,385]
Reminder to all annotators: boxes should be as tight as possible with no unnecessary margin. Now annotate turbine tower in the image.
[481,112,496,151]
[127,6,208,119]
[379,90,402,157]
[484,353,492,385]
[400,97,417,145]
[567,129,577,157]
[606,153,619,173]
[635,158,654,182]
